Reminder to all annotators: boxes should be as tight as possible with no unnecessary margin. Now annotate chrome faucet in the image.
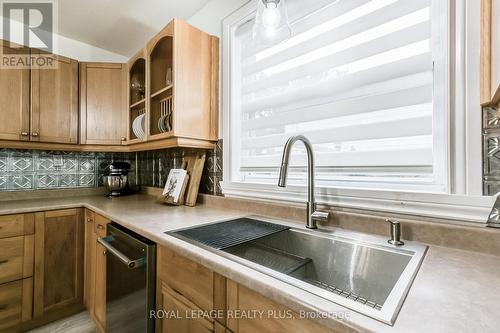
[278,135,329,229]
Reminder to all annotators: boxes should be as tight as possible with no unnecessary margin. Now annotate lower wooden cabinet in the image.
[0,278,33,333]
[0,213,34,333]
[94,242,107,332]
[83,209,110,333]
[226,281,334,333]
[156,245,336,333]
[158,282,215,333]
[33,209,85,319]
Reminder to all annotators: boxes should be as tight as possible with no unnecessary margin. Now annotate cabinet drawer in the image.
[0,215,24,239]
[159,282,214,333]
[0,280,22,331]
[0,235,34,285]
[158,246,214,311]
[0,237,24,284]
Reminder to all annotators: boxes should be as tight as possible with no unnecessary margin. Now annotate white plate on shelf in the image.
[133,114,145,140]
[138,114,145,138]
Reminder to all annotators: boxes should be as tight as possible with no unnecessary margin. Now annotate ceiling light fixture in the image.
[253,0,292,46]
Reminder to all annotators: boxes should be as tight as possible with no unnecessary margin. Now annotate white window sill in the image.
[220,181,495,224]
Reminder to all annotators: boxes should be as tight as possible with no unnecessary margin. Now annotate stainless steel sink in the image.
[169,217,427,325]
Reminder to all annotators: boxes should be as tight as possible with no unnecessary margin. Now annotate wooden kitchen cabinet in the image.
[33,209,85,320]
[0,213,34,333]
[94,242,106,333]
[83,210,110,333]
[159,282,215,333]
[156,246,336,333]
[126,19,218,149]
[80,62,128,145]
[83,209,96,312]
[481,0,500,105]
[0,41,30,142]
[0,279,33,333]
[31,50,79,144]
[226,280,334,333]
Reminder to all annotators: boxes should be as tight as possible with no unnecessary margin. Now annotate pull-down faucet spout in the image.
[278,135,329,229]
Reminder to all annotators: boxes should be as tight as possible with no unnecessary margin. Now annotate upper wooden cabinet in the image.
[80,62,128,145]
[128,19,219,146]
[0,41,30,142]
[31,50,79,144]
[481,0,500,105]
[0,42,78,144]
[0,19,219,151]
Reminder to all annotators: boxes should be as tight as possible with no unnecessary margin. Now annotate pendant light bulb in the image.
[261,2,281,30]
[253,0,291,46]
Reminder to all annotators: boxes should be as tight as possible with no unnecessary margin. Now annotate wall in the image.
[187,0,249,36]
[0,30,127,62]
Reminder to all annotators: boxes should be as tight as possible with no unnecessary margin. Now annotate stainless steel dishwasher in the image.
[97,222,156,333]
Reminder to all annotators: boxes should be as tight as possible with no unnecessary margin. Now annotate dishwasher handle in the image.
[97,236,145,269]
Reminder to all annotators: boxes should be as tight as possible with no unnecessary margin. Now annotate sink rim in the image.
[167,215,428,325]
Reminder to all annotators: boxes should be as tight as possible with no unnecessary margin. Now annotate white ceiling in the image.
[57,0,213,57]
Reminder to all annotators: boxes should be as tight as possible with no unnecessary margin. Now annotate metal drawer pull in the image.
[32,132,39,137]
[0,259,8,265]
[96,224,105,230]
[97,236,144,269]
[87,218,93,223]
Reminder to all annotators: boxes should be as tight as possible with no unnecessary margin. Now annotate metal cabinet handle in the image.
[96,224,105,230]
[121,137,127,141]
[87,218,93,223]
[21,132,29,136]
[97,236,144,269]
[32,132,39,137]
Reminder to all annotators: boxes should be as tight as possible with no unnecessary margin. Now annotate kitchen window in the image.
[222,0,488,221]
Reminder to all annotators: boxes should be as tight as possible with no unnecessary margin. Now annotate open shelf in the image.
[129,58,146,105]
[150,36,173,94]
[130,98,145,109]
[150,85,173,99]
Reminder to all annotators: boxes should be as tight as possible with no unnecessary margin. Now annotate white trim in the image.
[221,181,494,223]
[464,0,483,195]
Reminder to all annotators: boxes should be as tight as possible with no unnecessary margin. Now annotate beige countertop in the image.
[1,193,499,333]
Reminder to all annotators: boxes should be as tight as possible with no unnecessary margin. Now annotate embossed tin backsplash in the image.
[0,142,223,195]
[0,149,135,191]
[484,106,500,195]
[136,140,223,196]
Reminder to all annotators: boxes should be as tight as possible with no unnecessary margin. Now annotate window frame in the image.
[221,0,490,223]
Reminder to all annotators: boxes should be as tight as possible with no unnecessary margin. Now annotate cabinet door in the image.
[94,242,106,332]
[159,282,214,333]
[0,41,30,141]
[30,51,78,144]
[226,280,334,333]
[80,62,127,145]
[83,209,96,311]
[33,209,84,319]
